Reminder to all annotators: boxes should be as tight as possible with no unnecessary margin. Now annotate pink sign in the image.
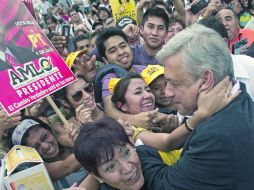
[23,0,36,19]
[0,0,76,115]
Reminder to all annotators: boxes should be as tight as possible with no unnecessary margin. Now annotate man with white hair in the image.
[137,24,254,190]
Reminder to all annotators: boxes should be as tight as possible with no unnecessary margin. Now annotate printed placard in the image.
[0,0,76,115]
[109,0,137,23]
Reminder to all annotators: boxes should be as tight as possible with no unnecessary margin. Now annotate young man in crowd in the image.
[69,8,91,36]
[73,34,90,51]
[131,7,169,66]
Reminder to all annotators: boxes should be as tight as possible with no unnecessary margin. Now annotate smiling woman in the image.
[9,116,88,190]
[63,77,105,124]
[74,117,145,190]
[111,74,155,114]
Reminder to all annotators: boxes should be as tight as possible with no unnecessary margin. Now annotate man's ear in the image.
[198,70,214,93]
[139,26,144,36]
[102,57,108,64]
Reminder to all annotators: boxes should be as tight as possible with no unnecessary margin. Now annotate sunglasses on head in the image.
[71,83,94,102]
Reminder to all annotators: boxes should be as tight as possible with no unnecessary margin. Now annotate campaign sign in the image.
[109,0,137,23]
[0,0,76,115]
[23,0,36,19]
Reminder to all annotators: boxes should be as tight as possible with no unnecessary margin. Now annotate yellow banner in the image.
[109,0,137,23]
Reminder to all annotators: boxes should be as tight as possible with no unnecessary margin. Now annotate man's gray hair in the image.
[156,24,234,85]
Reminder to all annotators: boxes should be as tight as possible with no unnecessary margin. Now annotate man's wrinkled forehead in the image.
[217,8,238,20]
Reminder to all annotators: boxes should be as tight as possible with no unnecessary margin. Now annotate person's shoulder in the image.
[136,145,161,158]
[132,65,146,73]
[240,28,254,38]
[131,44,143,52]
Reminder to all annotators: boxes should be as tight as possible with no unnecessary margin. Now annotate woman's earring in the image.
[99,180,104,183]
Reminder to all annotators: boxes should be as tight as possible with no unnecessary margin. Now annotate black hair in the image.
[71,4,82,14]
[142,7,169,30]
[119,0,130,3]
[74,117,133,176]
[89,30,100,40]
[198,16,228,40]
[97,7,111,19]
[92,21,103,30]
[111,74,143,108]
[150,0,172,15]
[44,15,58,25]
[216,5,239,21]
[95,27,128,58]
[248,0,254,11]
[73,34,90,49]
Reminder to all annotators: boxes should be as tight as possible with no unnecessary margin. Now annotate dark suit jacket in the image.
[0,58,11,71]
[138,83,254,190]
[7,43,40,64]
[0,44,40,72]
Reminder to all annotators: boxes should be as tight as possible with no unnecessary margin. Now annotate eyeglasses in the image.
[71,83,94,102]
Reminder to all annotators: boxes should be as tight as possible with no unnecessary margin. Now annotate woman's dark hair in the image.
[74,117,133,176]
[97,7,111,19]
[55,76,86,106]
[111,74,143,108]
[44,15,58,25]
[8,116,51,148]
[92,21,103,30]
[95,27,128,58]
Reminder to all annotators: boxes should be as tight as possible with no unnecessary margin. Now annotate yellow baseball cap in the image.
[141,65,164,85]
[65,49,88,68]
[108,78,122,94]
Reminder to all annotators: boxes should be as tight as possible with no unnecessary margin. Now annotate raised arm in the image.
[135,76,240,151]
[103,95,159,129]
[45,153,82,181]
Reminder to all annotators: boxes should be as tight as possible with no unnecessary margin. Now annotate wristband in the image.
[184,119,194,132]
[133,127,148,141]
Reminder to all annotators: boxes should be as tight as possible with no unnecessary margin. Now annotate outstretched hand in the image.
[196,76,240,119]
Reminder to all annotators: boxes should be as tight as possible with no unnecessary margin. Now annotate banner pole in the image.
[46,96,69,128]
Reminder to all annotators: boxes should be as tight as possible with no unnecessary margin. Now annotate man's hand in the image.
[239,44,249,54]
[122,24,140,40]
[203,1,218,18]
[152,113,179,133]
[51,32,67,55]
